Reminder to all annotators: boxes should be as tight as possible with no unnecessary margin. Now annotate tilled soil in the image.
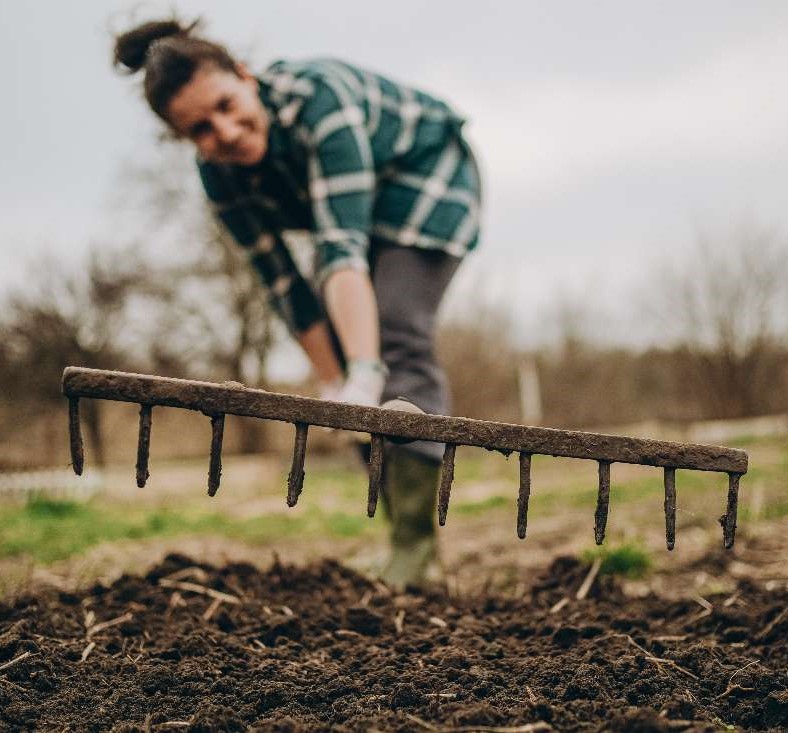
[1,553,786,732]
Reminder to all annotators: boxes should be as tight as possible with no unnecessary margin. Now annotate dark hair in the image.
[113,18,238,122]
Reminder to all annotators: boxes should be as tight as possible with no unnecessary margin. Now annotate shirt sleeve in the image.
[296,74,376,285]
[198,161,323,335]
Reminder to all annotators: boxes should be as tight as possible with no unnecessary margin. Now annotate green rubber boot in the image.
[379,446,445,591]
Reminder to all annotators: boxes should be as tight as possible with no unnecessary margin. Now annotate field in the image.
[1,432,786,730]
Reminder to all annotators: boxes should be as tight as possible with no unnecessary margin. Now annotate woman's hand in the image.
[335,359,388,407]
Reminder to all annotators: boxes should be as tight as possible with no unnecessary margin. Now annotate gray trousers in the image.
[329,239,462,462]
[372,240,462,461]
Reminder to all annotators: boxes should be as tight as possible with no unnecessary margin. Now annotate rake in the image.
[62,367,748,550]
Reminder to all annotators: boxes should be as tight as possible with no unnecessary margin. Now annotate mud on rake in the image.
[62,367,748,550]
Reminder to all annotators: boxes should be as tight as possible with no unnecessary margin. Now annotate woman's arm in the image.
[296,268,387,405]
[322,268,380,362]
[295,266,381,384]
[296,320,344,390]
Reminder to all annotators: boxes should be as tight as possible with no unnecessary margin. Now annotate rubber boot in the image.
[380,446,445,591]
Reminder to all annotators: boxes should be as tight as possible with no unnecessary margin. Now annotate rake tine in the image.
[516,452,532,539]
[286,422,308,507]
[207,414,225,497]
[68,397,84,476]
[594,460,611,545]
[136,405,153,488]
[437,443,456,526]
[367,434,385,517]
[720,472,740,549]
[664,467,677,550]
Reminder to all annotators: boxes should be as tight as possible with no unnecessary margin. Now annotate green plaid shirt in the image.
[198,58,481,334]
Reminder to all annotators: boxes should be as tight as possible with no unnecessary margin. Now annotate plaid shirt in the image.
[198,58,481,335]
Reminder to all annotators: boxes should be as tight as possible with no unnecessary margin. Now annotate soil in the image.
[1,553,786,732]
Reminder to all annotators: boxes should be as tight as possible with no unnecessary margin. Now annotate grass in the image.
[582,543,652,579]
[455,495,509,515]
[2,433,783,567]
[0,496,378,564]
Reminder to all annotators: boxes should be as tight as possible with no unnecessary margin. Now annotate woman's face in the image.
[167,63,270,166]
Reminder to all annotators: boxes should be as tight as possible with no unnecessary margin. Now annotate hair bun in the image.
[113,19,193,73]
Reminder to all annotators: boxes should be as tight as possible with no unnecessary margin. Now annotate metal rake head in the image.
[63,367,748,550]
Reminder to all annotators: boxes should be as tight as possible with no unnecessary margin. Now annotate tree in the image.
[0,246,155,465]
[113,144,281,451]
[649,226,788,418]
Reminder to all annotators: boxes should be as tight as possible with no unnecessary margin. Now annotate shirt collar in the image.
[258,78,291,162]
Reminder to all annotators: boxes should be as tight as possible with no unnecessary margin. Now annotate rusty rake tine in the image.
[721,472,740,549]
[438,443,456,526]
[664,467,676,550]
[367,434,385,517]
[207,414,225,497]
[594,460,611,545]
[286,422,308,507]
[68,397,84,476]
[517,452,532,539]
[135,405,153,488]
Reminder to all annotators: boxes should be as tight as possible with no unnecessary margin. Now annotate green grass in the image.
[741,498,788,521]
[0,497,377,564]
[455,495,510,515]
[582,543,652,579]
[3,434,782,567]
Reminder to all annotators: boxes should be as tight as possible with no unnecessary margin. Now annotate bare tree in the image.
[0,246,155,465]
[113,144,280,451]
[649,226,788,418]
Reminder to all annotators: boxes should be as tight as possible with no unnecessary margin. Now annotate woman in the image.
[114,18,482,588]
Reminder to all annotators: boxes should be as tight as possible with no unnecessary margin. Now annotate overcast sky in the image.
[2,1,788,351]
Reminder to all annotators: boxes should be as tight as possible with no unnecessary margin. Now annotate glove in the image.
[318,377,343,402]
[336,359,388,407]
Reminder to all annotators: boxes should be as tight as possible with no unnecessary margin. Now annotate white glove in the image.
[335,359,388,407]
[318,377,344,402]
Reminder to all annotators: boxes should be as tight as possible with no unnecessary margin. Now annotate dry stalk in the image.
[625,635,699,681]
[86,612,134,638]
[575,558,602,601]
[167,592,187,614]
[549,597,569,614]
[692,595,713,611]
[715,684,755,700]
[202,597,223,621]
[756,606,787,641]
[395,609,405,635]
[0,677,26,693]
[728,659,766,685]
[405,714,551,732]
[162,566,209,584]
[0,651,32,672]
[221,579,247,600]
[79,642,96,663]
[158,579,240,605]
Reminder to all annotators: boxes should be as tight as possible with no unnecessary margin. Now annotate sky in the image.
[2,1,788,355]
